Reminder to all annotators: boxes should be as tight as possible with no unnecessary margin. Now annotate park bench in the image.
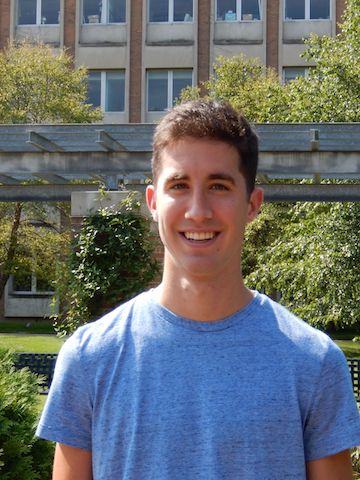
[14,352,58,395]
[14,353,360,399]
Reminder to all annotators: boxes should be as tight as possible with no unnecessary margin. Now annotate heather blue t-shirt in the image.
[37,290,360,479]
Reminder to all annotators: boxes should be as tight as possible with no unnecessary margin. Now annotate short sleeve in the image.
[36,331,93,451]
[304,343,360,461]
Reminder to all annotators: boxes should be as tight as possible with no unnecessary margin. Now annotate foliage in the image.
[352,447,360,479]
[244,200,360,330]
[54,192,159,335]
[0,41,102,123]
[0,348,54,479]
[0,201,70,299]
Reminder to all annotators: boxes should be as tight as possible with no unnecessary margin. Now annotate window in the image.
[18,0,60,25]
[147,70,193,112]
[82,0,125,24]
[149,0,193,22]
[283,67,309,83]
[11,274,54,294]
[216,0,261,21]
[87,71,125,112]
[284,0,330,20]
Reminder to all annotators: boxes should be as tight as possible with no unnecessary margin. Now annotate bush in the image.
[54,192,159,335]
[0,348,54,479]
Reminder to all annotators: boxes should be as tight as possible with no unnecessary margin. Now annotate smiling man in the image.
[37,101,360,479]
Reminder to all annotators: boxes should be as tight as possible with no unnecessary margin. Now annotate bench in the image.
[14,352,58,394]
[14,353,360,399]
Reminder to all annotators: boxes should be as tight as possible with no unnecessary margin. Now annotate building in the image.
[0,0,346,124]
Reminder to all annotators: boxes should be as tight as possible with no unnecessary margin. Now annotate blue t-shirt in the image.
[37,290,360,479]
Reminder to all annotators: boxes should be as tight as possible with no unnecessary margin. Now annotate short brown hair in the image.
[152,100,259,195]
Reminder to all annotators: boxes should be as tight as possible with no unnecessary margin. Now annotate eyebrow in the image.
[165,172,236,185]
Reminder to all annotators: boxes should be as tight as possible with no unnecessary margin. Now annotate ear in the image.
[246,187,263,224]
[146,185,158,222]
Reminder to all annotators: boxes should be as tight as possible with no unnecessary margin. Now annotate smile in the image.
[183,232,216,241]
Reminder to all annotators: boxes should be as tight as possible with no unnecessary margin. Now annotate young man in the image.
[37,101,360,479]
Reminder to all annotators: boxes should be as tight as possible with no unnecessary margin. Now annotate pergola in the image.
[0,123,360,202]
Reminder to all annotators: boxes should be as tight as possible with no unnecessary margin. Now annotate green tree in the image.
[54,193,159,336]
[0,41,102,305]
[180,0,360,330]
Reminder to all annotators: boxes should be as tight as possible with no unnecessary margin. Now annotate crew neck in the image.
[147,289,261,332]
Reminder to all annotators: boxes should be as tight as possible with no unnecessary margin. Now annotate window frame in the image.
[17,0,60,25]
[146,69,193,113]
[88,70,126,113]
[10,273,55,296]
[282,66,310,83]
[82,0,126,25]
[283,0,331,21]
[148,0,194,23]
[215,0,262,22]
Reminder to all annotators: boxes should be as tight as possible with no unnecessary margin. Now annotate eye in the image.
[171,182,188,190]
[210,183,230,191]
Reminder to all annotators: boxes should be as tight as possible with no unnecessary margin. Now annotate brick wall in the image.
[0,0,10,49]
[197,0,211,93]
[64,0,76,58]
[266,0,279,72]
[336,0,346,34]
[129,0,143,122]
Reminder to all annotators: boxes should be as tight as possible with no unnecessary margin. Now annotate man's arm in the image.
[53,443,92,480]
[306,449,353,480]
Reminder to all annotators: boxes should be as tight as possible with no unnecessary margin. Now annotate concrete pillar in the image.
[129,0,143,122]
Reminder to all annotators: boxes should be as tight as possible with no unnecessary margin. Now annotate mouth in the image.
[182,231,217,241]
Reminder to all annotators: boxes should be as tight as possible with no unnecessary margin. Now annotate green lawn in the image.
[0,334,64,353]
[334,340,360,358]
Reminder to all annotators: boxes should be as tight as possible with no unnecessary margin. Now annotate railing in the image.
[14,353,360,400]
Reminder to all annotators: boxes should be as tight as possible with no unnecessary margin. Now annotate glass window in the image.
[41,0,60,24]
[310,0,329,19]
[18,0,37,24]
[88,72,101,107]
[83,0,125,23]
[18,0,60,24]
[147,70,193,112]
[149,0,169,22]
[148,71,168,112]
[217,0,236,21]
[242,0,260,20]
[174,0,193,21]
[285,0,304,20]
[283,67,307,83]
[172,70,193,105]
[149,0,193,22]
[105,71,125,112]
[285,0,329,20]
[88,71,125,112]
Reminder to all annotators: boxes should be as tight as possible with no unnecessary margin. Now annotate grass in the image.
[0,334,64,353]
[334,340,360,358]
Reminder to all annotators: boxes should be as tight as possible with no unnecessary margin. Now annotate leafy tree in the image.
[54,193,159,335]
[0,41,101,305]
[180,0,360,330]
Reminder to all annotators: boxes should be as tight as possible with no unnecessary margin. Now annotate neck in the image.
[157,268,253,322]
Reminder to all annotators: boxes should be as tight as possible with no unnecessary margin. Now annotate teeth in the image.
[184,232,215,241]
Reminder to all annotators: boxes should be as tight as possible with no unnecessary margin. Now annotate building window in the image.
[18,0,60,25]
[147,70,193,112]
[283,67,309,83]
[82,0,126,24]
[148,0,193,22]
[11,274,54,294]
[216,0,261,21]
[284,0,330,20]
[87,71,125,112]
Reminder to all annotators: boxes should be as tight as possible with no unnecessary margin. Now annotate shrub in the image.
[0,348,54,479]
[54,192,159,335]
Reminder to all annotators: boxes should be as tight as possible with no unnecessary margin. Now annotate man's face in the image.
[146,136,263,281]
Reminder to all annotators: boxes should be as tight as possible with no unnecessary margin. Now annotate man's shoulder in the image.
[62,289,155,357]
[254,292,343,361]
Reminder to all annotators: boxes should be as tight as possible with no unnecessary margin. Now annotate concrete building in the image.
[0,0,346,124]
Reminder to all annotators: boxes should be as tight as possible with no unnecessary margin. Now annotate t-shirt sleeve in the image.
[303,343,360,461]
[36,331,93,451]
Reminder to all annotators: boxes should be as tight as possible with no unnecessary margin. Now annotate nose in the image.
[184,189,212,222]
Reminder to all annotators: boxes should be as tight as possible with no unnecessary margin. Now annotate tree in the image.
[180,0,360,330]
[54,193,159,336]
[0,41,102,305]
